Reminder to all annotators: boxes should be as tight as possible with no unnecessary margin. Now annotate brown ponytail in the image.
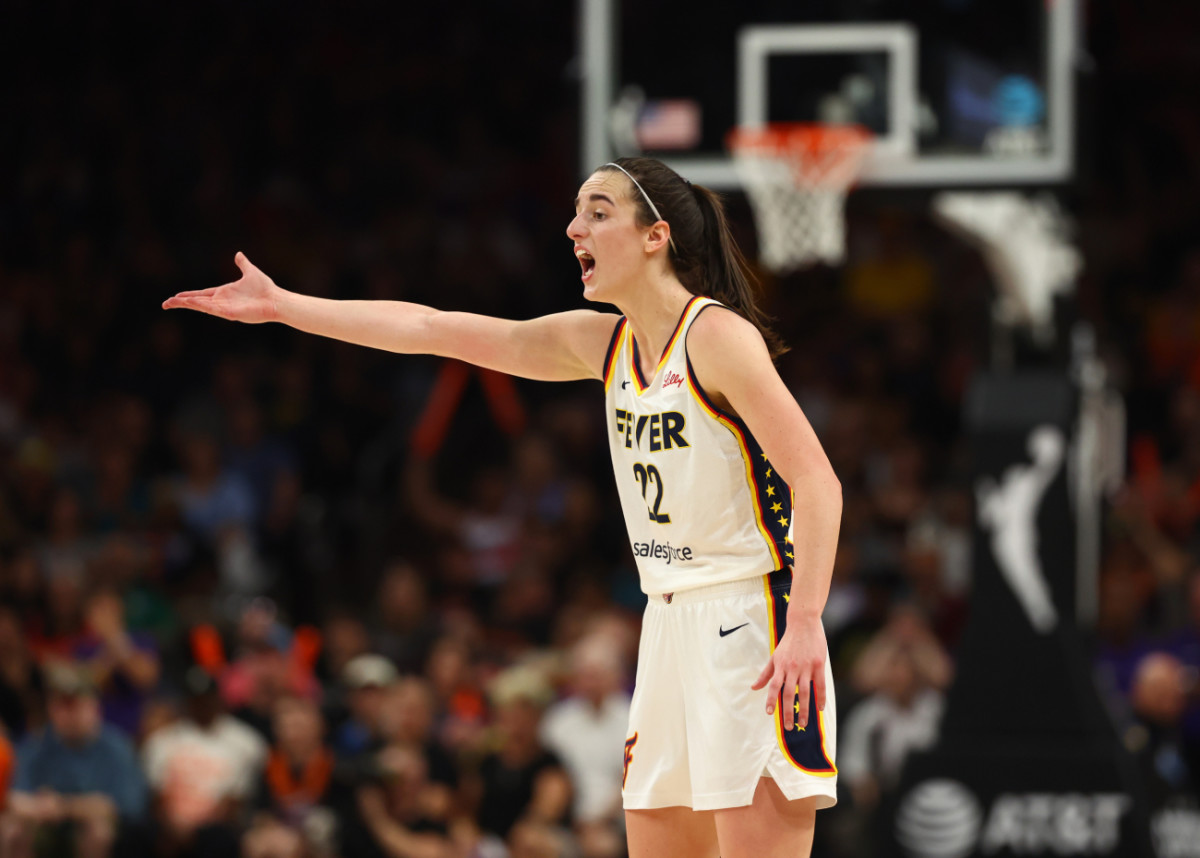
[598,158,787,359]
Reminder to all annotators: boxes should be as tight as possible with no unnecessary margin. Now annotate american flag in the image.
[635,99,702,151]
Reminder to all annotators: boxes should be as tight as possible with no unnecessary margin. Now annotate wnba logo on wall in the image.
[896,779,1132,857]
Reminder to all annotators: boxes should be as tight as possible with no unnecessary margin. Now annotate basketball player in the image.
[163,157,842,858]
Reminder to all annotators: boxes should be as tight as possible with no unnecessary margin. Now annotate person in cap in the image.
[462,664,571,845]
[330,653,398,757]
[0,661,146,858]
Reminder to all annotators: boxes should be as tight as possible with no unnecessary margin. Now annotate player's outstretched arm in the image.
[163,252,619,382]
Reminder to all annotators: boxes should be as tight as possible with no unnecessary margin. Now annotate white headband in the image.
[605,162,677,253]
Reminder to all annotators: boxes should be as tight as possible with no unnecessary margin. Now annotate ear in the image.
[643,221,673,255]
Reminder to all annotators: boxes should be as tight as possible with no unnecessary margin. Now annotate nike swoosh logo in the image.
[622,380,631,389]
[719,623,749,637]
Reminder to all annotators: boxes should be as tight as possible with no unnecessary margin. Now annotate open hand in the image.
[751,614,827,731]
[162,252,282,323]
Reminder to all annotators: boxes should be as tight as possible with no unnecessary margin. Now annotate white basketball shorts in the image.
[621,568,837,812]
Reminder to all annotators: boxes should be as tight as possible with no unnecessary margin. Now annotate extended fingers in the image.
[234,251,254,273]
[162,296,224,317]
[169,287,221,299]
[751,659,774,692]
[793,674,811,731]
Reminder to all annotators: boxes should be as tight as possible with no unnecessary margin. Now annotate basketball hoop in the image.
[727,123,872,272]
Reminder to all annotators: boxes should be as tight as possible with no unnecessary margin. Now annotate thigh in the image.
[625,806,719,858]
[714,778,817,858]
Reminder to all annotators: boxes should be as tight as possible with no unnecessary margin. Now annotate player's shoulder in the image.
[686,300,766,354]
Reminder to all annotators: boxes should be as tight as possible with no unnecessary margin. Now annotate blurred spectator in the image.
[27,561,89,663]
[406,455,523,595]
[1162,571,1200,772]
[142,667,267,857]
[219,599,321,738]
[1,662,146,858]
[172,431,265,597]
[1093,536,1160,703]
[73,588,160,736]
[841,607,952,812]
[463,663,571,843]
[332,654,399,757]
[82,442,150,536]
[355,743,457,858]
[321,610,373,686]
[379,677,459,802]
[37,488,96,582]
[223,398,297,525]
[1124,652,1196,802]
[244,695,339,858]
[173,432,257,543]
[426,636,488,755]
[540,634,629,856]
[373,562,441,675]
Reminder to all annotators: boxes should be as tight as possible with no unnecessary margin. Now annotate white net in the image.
[729,124,871,272]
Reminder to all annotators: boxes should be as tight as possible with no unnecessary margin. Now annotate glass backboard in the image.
[580,0,1080,188]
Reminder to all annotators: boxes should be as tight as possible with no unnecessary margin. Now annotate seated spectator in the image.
[1,662,146,858]
[243,696,339,858]
[142,667,267,857]
[220,599,321,738]
[73,588,160,737]
[379,677,459,802]
[426,636,487,755]
[331,653,397,757]
[355,744,457,858]
[27,560,89,663]
[337,676,464,858]
[463,663,571,843]
[540,634,630,857]
[373,562,440,675]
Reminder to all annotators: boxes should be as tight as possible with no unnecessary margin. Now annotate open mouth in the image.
[575,248,596,281]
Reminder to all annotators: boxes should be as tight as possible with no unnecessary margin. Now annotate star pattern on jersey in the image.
[760,456,791,563]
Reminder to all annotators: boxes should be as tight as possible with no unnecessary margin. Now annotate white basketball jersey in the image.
[603,296,793,594]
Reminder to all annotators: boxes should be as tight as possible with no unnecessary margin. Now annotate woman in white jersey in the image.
[164,157,842,858]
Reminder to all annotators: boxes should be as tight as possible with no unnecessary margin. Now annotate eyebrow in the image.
[573,192,616,210]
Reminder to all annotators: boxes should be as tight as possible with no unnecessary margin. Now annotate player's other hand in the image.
[751,614,827,732]
[162,252,281,324]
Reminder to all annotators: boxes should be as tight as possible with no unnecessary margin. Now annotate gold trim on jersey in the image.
[603,318,628,393]
[762,573,837,777]
[629,295,703,395]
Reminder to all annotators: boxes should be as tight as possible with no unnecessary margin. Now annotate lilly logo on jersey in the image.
[614,409,689,452]
[631,538,693,564]
[663,370,685,389]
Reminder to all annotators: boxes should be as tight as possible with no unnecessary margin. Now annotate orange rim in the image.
[727,122,872,183]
